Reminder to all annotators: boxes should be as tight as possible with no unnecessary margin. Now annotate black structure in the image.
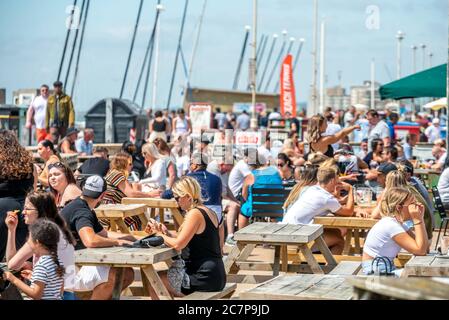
[85,98,147,143]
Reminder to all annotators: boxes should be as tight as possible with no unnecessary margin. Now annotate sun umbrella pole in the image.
[446,0,449,149]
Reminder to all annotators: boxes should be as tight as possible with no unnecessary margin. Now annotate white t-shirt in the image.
[140,158,167,190]
[175,155,190,178]
[363,217,410,259]
[207,160,229,197]
[368,120,390,150]
[30,95,48,129]
[215,113,226,128]
[425,125,441,143]
[282,185,341,225]
[438,151,447,165]
[438,167,449,204]
[228,160,252,198]
[268,112,282,126]
[324,122,342,150]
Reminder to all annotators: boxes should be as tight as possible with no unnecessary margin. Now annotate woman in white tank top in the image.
[173,109,191,138]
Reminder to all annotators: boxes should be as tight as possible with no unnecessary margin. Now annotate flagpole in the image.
[446,0,449,149]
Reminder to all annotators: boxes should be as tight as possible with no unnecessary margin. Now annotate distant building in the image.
[0,89,5,104]
[12,89,40,106]
[324,86,351,110]
[183,87,280,113]
[350,81,382,108]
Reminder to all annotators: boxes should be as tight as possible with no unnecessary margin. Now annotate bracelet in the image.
[413,221,422,226]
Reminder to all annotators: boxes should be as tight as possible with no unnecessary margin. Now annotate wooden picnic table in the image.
[313,216,378,256]
[239,274,354,300]
[75,246,178,300]
[121,198,184,228]
[95,204,148,234]
[225,223,337,277]
[402,255,449,277]
[348,276,449,300]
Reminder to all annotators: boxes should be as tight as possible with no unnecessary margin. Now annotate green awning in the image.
[380,64,447,100]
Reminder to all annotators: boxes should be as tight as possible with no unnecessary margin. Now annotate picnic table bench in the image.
[348,276,449,300]
[313,216,378,256]
[402,255,449,277]
[239,274,354,300]
[225,223,337,276]
[94,204,148,234]
[75,246,178,300]
[121,198,184,228]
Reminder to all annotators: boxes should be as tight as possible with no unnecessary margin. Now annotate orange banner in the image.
[280,54,297,117]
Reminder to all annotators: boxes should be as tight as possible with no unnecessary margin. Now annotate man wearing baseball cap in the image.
[61,176,135,299]
[376,162,398,188]
[425,118,441,143]
[45,80,75,144]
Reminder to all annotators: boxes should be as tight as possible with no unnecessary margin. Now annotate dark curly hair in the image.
[0,130,33,179]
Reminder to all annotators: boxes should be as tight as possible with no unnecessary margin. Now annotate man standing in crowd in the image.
[268,107,281,127]
[236,110,251,131]
[387,112,399,144]
[402,133,418,160]
[76,128,95,156]
[284,111,300,135]
[26,84,49,143]
[61,176,135,299]
[367,109,391,150]
[45,81,75,144]
[214,107,226,130]
[425,118,441,143]
[324,111,343,151]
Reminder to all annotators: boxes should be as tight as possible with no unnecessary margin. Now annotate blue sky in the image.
[0,0,447,114]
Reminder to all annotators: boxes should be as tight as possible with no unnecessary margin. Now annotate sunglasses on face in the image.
[277,163,286,167]
[48,162,66,170]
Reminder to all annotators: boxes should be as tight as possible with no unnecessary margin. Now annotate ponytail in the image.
[49,245,65,278]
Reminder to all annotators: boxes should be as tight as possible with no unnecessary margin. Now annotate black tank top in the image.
[152,119,166,132]
[181,207,225,292]
[310,143,334,158]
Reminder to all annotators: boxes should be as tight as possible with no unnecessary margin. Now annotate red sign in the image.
[280,54,297,117]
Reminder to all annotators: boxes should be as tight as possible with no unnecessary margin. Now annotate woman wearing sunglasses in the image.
[37,139,61,187]
[48,162,81,209]
[144,177,225,298]
[276,153,296,186]
[4,191,76,299]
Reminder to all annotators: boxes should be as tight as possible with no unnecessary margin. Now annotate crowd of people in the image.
[1,89,448,299]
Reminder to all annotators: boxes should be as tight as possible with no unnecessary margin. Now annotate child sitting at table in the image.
[362,187,428,276]
[3,219,65,300]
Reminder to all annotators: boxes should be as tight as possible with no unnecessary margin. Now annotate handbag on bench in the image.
[367,256,395,276]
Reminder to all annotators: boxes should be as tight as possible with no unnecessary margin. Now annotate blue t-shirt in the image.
[387,120,396,141]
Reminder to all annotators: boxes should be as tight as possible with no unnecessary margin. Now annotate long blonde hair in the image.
[307,114,326,144]
[172,176,204,211]
[283,167,318,210]
[385,170,407,189]
[380,187,413,218]
[142,142,163,160]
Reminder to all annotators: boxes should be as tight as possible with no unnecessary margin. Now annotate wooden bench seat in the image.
[329,261,362,275]
[180,283,237,300]
[121,283,237,300]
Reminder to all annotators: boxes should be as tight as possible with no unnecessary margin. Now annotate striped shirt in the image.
[31,255,63,300]
[103,169,127,204]
[102,169,141,230]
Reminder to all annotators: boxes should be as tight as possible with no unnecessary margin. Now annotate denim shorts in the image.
[361,259,402,277]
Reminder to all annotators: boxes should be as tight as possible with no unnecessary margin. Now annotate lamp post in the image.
[319,19,326,114]
[411,45,417,74]
[309,0,318,116]
[429,52,434,68]
[420,43,427,70]
[250,0,258,129]
[396,31,405,79]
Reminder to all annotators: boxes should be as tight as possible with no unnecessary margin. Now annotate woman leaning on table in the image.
[362,187,428,276]
[144,176,226,298]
